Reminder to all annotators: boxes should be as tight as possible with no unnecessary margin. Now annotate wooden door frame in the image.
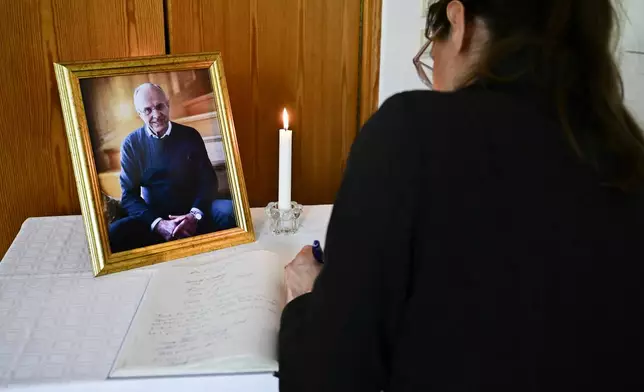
[359,0,382,126]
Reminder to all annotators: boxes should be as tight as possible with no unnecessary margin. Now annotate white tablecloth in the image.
[0,205,333,391]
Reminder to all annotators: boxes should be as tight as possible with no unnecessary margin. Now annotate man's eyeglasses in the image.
[138,102,169,116]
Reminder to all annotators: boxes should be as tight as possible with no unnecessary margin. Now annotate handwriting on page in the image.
[129,255,282,368]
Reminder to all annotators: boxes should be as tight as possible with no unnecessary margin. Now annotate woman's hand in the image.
[285,246,323,303]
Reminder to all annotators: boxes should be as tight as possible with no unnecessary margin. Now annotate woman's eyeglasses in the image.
[413,28,441,89]
[413,40,435,89]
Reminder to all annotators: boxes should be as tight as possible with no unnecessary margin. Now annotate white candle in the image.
[278,108,292,210]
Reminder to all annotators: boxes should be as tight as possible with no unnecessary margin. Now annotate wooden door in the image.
[0,0,165,258]
[167,0,378,207]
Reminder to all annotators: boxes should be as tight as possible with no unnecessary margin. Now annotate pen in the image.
[312,240,324,264]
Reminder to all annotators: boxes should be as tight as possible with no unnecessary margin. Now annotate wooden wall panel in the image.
[0,0,164,258]
[167,0,362,207]
[360,0,382,126]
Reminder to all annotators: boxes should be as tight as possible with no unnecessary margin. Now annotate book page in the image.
[110,250,284,378]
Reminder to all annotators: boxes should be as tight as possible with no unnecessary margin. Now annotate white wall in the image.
[378,0,429,104]
[619,0,644,127]
[621,0,644,53]
[621,53,644,128]
[377,0,644,127]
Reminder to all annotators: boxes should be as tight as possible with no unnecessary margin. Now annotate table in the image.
[0,205,333,391]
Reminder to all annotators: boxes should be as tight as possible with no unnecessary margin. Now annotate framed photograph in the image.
[55,52,255,276]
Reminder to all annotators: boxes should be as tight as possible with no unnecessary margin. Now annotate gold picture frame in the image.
[55,52,255,276]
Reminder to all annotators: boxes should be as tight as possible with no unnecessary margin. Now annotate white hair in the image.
[133,83,167,110]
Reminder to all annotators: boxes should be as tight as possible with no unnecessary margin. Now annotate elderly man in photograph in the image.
[108,82,235,253]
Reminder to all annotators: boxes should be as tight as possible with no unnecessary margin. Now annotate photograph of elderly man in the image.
[108,83,235,253]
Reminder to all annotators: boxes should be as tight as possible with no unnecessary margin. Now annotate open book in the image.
[110,250,284,378]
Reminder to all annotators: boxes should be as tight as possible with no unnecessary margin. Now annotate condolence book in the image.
[110,250,283,378]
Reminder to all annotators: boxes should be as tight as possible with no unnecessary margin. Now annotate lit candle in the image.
[278,108,292,210]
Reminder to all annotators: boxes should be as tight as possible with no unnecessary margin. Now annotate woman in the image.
[279,0,644,390]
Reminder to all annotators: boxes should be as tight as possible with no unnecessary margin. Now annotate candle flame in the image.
[282,108,289,130]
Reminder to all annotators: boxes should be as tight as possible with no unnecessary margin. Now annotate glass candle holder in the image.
[265,202,303,235]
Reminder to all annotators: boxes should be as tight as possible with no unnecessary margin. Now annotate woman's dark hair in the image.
[426,0,644,191]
